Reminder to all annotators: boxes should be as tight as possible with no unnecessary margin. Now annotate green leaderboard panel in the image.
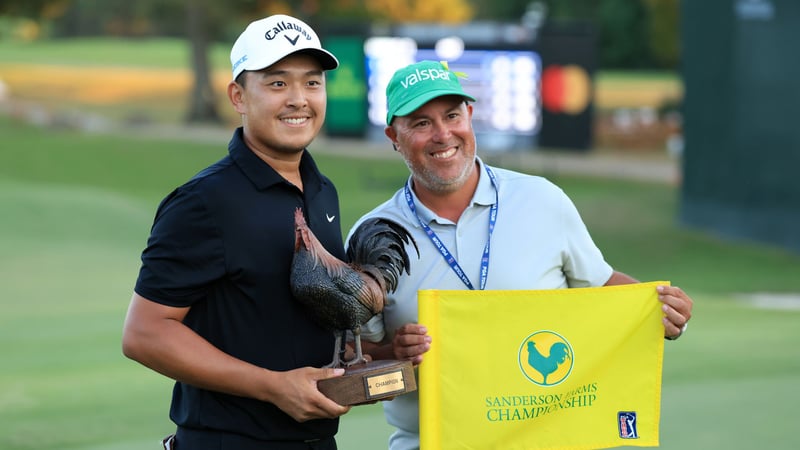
[324,35,368,137]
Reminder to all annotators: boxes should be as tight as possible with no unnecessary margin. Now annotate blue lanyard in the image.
[404,165,499,290]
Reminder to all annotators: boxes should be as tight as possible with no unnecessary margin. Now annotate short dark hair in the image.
[235,71,249,88]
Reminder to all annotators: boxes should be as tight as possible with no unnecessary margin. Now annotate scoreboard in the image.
[364,37,541,151]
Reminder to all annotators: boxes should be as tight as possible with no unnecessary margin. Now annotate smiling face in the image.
[228,53,326,159]
[386,95,477,195]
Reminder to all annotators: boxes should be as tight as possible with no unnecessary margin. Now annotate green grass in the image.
[0,116,396,449]
[0,38,238,126]
[595,70,680,83]
[0,37,231,70]
[1,114,799,450]
[556,176,800,294]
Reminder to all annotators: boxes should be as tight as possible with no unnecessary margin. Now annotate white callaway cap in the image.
[230,14,339,81]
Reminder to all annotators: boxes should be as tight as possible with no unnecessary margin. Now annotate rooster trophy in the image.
[290,208,418,368]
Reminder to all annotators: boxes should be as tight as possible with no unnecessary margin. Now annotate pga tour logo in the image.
[618,411,639,439]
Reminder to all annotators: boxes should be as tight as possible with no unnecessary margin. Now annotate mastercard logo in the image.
[541,64,592,115]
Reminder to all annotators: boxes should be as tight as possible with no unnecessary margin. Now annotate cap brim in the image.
[294,48,339,70]
[391,89,476,123]
[239,48,339,78]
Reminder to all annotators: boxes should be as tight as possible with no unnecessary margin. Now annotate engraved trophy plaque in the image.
[318,359,417,406]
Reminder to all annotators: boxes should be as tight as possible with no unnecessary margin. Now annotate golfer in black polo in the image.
[123,14,349,449]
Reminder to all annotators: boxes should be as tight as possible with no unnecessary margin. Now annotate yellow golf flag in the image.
[418,282,667,450]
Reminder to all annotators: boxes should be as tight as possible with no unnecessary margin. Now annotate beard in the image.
[407,153,476,195]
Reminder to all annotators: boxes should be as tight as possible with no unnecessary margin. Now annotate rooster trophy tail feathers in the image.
[346,217,419,294]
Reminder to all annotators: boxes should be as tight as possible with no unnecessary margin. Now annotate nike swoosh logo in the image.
[326,214,335,223]
[285,34,300,46]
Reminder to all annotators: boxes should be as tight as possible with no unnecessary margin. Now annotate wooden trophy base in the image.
[318,359,417,406]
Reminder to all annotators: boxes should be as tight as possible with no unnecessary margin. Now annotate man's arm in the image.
[121,293,350,420]
[603,271,692,339]
[604,270,639,285]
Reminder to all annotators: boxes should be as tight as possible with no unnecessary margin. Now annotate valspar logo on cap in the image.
[385,60,476,124]
[400,67,452,89]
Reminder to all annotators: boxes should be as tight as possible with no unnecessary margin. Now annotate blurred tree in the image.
[0,0,68,17]
[266,0,474,23]
[469,0,530,21]
[364,0,473,23]
[536,0,596,21]
[597,0,651,68]
[185,0,222,123]
[468,0,679,70]
[520,0,651,69]
[469,0,598,26]
[643,0,679,68]
[0,0,71,39]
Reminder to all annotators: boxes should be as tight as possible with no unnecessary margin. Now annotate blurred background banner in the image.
[536,22,597,151]
[323,34,369,137]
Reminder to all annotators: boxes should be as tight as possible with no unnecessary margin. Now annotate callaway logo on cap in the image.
[230,14,339,81]
[385,60,476,125]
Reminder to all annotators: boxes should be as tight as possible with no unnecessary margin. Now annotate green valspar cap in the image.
[385,60,476,125]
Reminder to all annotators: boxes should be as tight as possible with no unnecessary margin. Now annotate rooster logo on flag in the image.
[518,331,574,386]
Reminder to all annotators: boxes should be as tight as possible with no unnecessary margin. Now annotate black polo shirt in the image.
[135,128,344,443]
